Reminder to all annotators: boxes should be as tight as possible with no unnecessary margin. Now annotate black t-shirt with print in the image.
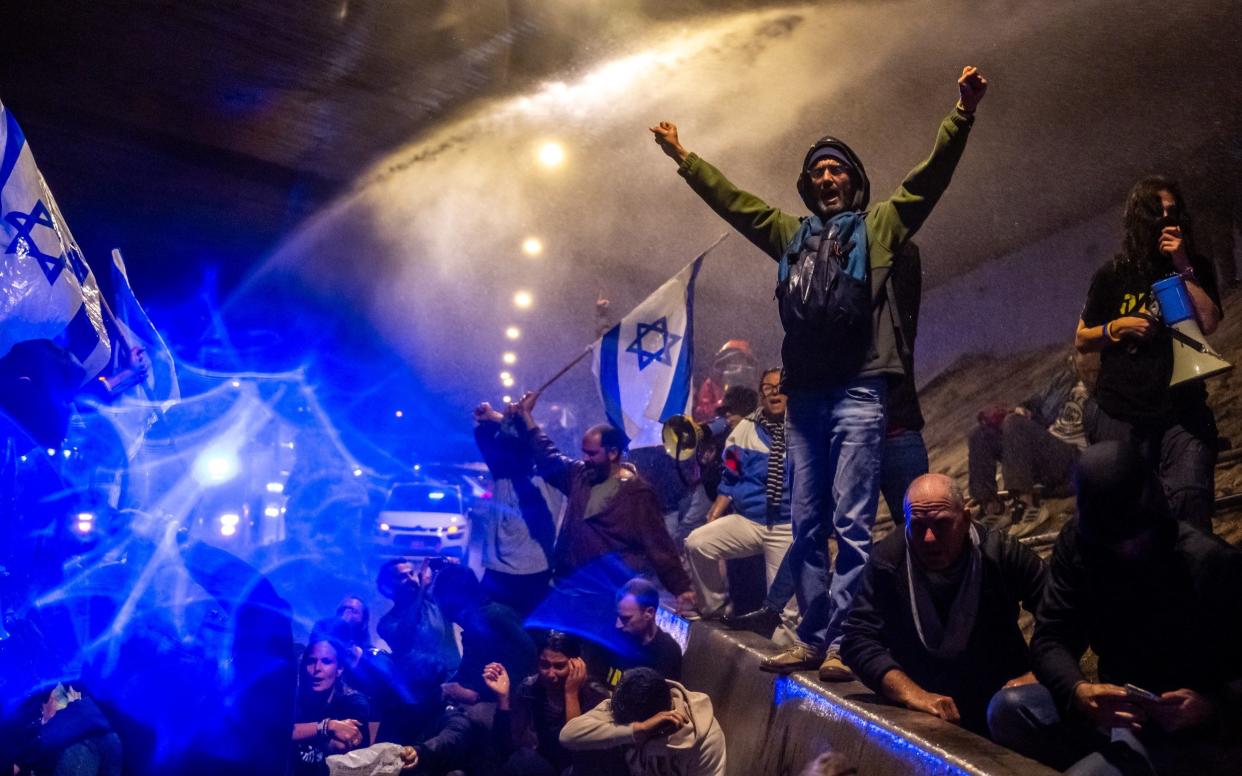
[1080,255,1221,423]
[291,688,371,776]
[606,627,683,687]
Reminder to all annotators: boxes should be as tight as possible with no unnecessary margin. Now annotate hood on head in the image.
[796,136,870,215]
[661,681,715,752]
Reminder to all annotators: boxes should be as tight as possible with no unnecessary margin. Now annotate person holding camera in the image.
[374,557,459,671]
[1075,176,1224,531]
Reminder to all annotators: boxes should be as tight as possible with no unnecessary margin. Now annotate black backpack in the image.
[775,220,873,388]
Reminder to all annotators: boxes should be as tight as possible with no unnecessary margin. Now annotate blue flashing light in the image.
[193,447,240,485]
[428,491,446,501]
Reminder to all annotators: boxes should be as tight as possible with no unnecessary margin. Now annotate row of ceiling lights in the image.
[501,140,565,402]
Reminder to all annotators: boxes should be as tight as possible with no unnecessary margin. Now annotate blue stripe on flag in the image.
[0,108,26,193]
[658,256,703,421]
[599,324,625,433]
[62,304,102,366]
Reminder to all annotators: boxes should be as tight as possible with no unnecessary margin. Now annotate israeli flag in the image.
[0,100,111,377]
[593,256,704,449]
[111,249,180,405]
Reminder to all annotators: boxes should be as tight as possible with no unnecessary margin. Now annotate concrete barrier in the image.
[662,613,1059,776]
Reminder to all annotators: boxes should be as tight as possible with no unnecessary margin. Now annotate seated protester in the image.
[14,682,122,776]
[684,368,798,636]
[432,564,537,705]
[995,442,1242,774]
[607,579,683,688]
[373,653,473,773]
[292,635,371,776]
[336,595,374,649]
[483,631,612,776]
[313,618,403,745]
[967,352,1097,524]
[560,667,726,776]
[840,473,1046,737]
[375,558,459,671]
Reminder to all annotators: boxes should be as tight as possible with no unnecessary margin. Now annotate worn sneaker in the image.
[722,607,782,638]
[818,650,853,682]
[759,642,826,674]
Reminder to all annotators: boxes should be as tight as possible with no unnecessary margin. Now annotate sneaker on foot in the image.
[818,650,853,682]
[759,643,825,674]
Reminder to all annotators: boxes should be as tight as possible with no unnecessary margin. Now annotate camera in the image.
[427,556,450,572]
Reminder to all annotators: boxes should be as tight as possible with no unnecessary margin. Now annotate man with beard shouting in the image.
[514,392,695,667]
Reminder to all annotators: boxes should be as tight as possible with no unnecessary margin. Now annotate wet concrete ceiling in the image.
[2,1,1239,454]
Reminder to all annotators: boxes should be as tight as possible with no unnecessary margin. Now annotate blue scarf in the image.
[777,211,869,285]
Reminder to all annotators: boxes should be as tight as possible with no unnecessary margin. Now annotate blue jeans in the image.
[989,684,1163,774]
[763,428,927,611]
[879,429,929,524]
[785,378,887,650]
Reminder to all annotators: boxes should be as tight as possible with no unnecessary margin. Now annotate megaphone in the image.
[1152,275,1232,386]
[661,415,706,462]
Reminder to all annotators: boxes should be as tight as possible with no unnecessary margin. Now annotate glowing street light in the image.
[502,395,513,403]
[502,376,515,388]
[513,290,533,309]
[500,371,512,381]
[194,446,240,485]
[394,410,404,418]
[505,326,521,340]
[521,237,543,256]
[537,141,565,167]
[502,352,517,365]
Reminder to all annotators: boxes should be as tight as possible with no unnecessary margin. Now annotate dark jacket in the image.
[527,426,692,595]
[841,523,1046,734]
[677,108,975,391]
[376,594,459,670]
[410,709,473,775]
[449,602,537,700]
[1031,520,1242,715]
[473,420,556,568]
[492,675,611,772]
[21,696,122,776]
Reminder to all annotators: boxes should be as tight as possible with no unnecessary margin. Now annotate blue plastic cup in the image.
[1152,275,1193,324]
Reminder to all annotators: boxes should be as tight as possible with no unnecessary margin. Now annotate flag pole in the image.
[534,347,591,395]
[531,232,730,396]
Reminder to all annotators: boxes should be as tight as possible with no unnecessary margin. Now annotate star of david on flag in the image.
[626,317,682,371]
[0,99,111,379]
[591,236,726,448]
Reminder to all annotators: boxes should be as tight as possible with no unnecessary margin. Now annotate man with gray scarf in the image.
[841,474,1046,736]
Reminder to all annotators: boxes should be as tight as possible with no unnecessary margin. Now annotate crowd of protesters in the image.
[4,62,1242,776]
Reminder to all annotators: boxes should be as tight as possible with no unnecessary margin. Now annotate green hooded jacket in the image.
[676,107,976,388]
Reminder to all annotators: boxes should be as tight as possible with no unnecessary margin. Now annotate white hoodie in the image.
[559,680,727,776]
